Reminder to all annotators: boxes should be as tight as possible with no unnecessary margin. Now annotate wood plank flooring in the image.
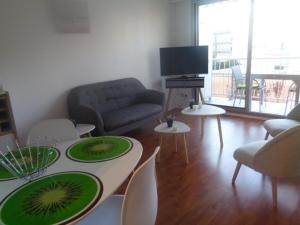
[122,110,300,225]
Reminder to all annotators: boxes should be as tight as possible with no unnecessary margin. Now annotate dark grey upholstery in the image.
[67,78,164,135]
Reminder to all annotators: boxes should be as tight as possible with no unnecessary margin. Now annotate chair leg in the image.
[233,89,237,106]
[232,162,242,185]
[239,89,243,105]
[284,90,291,115]
[271,177,278,209]
[265,132,269,140]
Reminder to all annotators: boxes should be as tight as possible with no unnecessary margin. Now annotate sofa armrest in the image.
[70,105,105,134]
[138,89,165,106]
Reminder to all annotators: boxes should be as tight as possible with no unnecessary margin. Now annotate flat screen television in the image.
[160,46,208,76]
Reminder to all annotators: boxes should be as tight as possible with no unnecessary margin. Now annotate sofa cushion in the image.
[70,78,146,114]
[102,104,162,131]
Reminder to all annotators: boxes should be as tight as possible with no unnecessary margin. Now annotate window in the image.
[196,0,300,115]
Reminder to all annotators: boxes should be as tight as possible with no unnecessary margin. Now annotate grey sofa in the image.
[67,78,165,136]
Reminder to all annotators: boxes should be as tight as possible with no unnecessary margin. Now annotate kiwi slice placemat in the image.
[66,136,133,162]
[0,147,60,181]
[0,171,103,225]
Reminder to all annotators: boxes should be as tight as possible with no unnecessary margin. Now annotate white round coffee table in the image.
[154,121,190,164]
[181,104,226,147]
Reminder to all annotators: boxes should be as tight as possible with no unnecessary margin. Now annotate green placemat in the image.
[0,171,103,225]
[0,147,60,181]
[67,136,132,162]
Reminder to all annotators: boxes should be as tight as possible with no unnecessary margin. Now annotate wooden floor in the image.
[122,110,300,225]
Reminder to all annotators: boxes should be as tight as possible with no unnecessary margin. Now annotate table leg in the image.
[157,135,163,162]
[174,134,178,153]
[201,117,205,136]
[217,116,223,147]
[183,133,189,164]
[199,88,204,103]
[164,88,173,117]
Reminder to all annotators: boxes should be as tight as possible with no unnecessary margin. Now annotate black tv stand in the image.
[164,76,205,115]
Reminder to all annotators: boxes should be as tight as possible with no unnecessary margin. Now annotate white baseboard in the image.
[225,112,269,121]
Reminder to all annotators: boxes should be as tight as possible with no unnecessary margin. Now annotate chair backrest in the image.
[121,147,160,225]
[231,66,245,86]
[287,103,300,121]
[27,119,79,146]
[254,125,300,178]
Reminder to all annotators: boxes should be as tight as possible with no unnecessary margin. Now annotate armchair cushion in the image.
[233,141,267,168]
[264,119,300,137]
[102,103,162,131]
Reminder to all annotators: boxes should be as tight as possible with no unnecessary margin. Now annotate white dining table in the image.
[0,137,143,224]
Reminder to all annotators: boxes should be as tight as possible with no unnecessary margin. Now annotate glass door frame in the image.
[193,0,269,116]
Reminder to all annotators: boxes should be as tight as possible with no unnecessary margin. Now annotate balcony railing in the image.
[210,57,300,104]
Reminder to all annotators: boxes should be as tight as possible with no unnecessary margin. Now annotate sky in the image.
[198,0,300,61]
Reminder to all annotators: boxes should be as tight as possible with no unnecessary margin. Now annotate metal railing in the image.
[210,57,300,103]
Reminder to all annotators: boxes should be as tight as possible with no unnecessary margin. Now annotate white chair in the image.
[78,147,160,225]
[0,134,17,153]
[232,125,300,209]
[27,119,79,146]
[264,103,300,140]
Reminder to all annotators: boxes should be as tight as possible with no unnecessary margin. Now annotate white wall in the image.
[169,0,194,46]
[167,0,195,109]
[0,0,170,140]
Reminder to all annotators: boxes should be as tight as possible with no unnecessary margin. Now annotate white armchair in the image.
[264,103,300,139]
[232,125,300,208]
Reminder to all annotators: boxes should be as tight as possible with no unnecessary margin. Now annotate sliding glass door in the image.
[196,0,300,115]
[250,0,300,115]
[197,0,251,109]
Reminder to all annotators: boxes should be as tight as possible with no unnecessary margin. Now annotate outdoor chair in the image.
[284,82,297,115]
[231,66,263,106]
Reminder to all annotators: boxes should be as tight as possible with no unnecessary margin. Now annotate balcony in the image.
[206,57,300,115]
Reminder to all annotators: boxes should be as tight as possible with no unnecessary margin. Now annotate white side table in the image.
[181,104,226,147]
[154,121,190,164]
[76,124,96,137]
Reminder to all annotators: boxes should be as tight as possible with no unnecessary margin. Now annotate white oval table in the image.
[181,105,226,147]
[0,137,143,224]
[154,121,190,164]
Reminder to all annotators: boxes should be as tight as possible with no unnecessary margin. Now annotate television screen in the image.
[160,46,208,76]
